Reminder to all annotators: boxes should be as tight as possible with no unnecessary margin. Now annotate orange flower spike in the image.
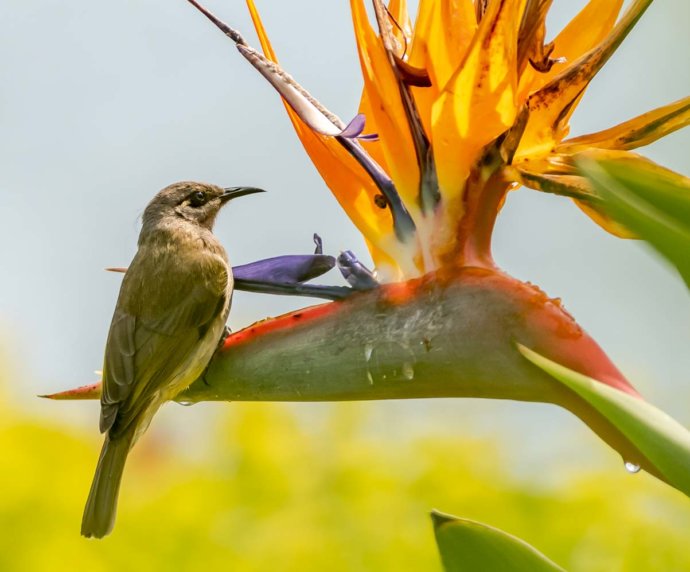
[351,0,421,211]
[515,0,651,160]
[431,0,523,201]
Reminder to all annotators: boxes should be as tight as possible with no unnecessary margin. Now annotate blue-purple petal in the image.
[338,114,379,141]
[232,254,335,284]
[337,251,379,290]
[313,233,323,254]
[339,113,366,138]
[233,280,352,301]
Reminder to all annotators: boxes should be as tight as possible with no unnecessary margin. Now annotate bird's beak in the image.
[220,186,266,203]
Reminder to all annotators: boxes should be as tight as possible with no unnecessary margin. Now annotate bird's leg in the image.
[220,324,232,346]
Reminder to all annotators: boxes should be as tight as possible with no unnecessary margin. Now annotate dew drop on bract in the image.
[364,343,374,362]
[367,341,416,384]
[402,362,414,381]
[624,461,641,474]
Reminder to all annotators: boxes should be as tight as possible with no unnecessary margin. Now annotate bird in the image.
[81,181,264,538]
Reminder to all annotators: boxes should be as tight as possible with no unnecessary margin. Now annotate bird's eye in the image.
[189,191,207,207]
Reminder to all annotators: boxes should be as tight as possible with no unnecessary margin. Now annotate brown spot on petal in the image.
[374,194,389,209]
[393,56,432,87]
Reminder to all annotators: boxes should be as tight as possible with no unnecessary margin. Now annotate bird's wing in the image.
[100,251,229,436]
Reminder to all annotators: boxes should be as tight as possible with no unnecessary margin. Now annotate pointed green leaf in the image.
[519,344,690,498]
[577,152,690,287]
[431,510,566,572]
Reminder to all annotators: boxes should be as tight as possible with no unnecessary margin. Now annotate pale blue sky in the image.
[1,1,689,476]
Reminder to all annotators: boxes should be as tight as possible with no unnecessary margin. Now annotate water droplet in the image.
[366,341,416,384]
[364,343,374,362]
[402,362,414,381]
[624,461,640,474]
[177,400,195,407]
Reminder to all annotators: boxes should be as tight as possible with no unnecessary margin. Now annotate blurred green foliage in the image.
[2,391,690,571]
[579,153,690,288]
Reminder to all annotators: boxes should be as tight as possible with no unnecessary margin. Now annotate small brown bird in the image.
[82,181,264,538]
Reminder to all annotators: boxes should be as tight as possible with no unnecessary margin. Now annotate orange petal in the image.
[431,0,522,198]
[246,0,403,272]
[350,0,420,210]
[410,0,477,91]
[357,0,411,184]
[407,1,477,140]
[515,0,652,160]
[357,92,391,175]
[518,0,623,101]
[557,96,690,153]
[246,0,277,60]
[405,5,437,139]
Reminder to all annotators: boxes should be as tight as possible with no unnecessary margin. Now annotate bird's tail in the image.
[81,429,134,539]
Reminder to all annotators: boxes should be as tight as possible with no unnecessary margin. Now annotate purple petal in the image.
[357,133,380,141]
[232,254,335,284]
[313,233,323,254]
[339,114,366,138]
[337,251,379,290]
[233,280,352,301]
[339,114,379,141]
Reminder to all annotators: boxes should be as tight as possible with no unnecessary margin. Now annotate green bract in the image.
[520,345,690,498]
[432,511,565,572]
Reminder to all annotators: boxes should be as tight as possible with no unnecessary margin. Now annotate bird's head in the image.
[142,181,265,231]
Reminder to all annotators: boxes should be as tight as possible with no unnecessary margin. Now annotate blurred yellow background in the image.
[2,362,689,571]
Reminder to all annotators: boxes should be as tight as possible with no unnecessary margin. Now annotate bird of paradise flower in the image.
[190,0,688,280]
[53,0,690,499]
[179,0,690,486]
